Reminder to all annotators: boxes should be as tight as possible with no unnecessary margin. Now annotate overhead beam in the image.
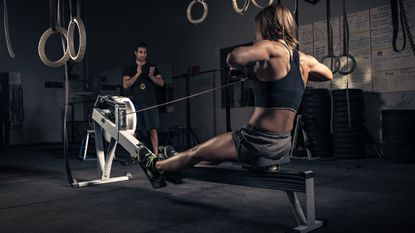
[303,0,319,4]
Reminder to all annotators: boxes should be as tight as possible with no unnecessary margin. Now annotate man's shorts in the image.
[134,104,160,130]
[232,124,292,167]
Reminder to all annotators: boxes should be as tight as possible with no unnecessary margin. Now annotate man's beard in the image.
[137,57,146,62]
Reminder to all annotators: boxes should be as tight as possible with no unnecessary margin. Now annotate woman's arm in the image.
[301,53,333,82]
[226,40,275,69]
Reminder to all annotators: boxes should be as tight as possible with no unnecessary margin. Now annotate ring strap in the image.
[391,0,406,52]
[320,0,337,74]
[341,0,349,55]
[336,0,356,75]
[69,0,73,20]
[391,0,415,55]
[49,0,57,30]
[77,0,81,17]
[326,0,333,56]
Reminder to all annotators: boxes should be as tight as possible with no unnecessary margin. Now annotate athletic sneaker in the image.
[138,146,166,188]
[158,145,178,160]
[157,145,183,184]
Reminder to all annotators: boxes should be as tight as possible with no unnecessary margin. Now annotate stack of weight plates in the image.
[382,110,415,162]
[332,89,366,159]
[298,88,332,158]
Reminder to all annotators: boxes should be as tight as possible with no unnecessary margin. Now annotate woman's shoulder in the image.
[255,40,290,58]
[298,51,318,66]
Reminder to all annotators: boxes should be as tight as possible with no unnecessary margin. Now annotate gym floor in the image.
[0,145,413,233]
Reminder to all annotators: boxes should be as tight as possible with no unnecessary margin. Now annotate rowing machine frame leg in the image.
[73,122,133,188]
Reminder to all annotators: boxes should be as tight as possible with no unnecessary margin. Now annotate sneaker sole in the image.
[138,163,167,189]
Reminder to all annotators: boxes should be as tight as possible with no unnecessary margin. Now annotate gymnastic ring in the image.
[251,0,274,9]
[38,26,70,68]
[320,55,338,74]
[232,0,250,15]
[187,0,208,25]
[67,17,87,62]
[3,0,15,58]
[335,54,356,75]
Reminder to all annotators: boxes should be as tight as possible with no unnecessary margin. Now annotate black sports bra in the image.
[252,47,304,112]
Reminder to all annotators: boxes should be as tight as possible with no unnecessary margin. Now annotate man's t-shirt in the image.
[122,62,160,105]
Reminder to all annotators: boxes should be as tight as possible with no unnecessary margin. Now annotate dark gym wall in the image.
[0,1,66,143]
[1,0,413,144]
[87,0,415,143]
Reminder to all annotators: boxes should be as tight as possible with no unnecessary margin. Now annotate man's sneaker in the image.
[158,145,178,160]
[138,146,166,188]
[157,145,183,184]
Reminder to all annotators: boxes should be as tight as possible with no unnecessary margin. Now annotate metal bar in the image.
[102,137,117,180]
[183,167,308,192]
[75,175,131,188]
[172,69,222,80]
[186,71,191,149]
[301,126,314,159]
[212,72,217,136]
[94,122,105,172]
[303,0,319,4]
[82,130,90,160]
[118,130,140,157]
[291,114,301,156]
[71,97,75,143]
[225,75,231,132]
[286,191,307,226]
[198,69,222,75]
[305,177,316,226]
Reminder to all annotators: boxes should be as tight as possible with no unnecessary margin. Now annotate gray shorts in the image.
[135,104,160,130]
[232,124,292,167]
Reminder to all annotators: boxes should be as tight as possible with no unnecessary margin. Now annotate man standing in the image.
[122,42,164,155]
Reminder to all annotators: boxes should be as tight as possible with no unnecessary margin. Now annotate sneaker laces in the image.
[144,152,157,169]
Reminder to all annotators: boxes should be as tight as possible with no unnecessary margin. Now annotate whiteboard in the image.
[299,0,415,93]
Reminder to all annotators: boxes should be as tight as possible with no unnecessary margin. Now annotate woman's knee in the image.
[187,133,236,162]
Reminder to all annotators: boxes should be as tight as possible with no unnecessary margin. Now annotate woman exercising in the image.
[138,3,333,185]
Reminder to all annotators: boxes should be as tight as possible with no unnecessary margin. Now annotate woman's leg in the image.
[156,132,237,172]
